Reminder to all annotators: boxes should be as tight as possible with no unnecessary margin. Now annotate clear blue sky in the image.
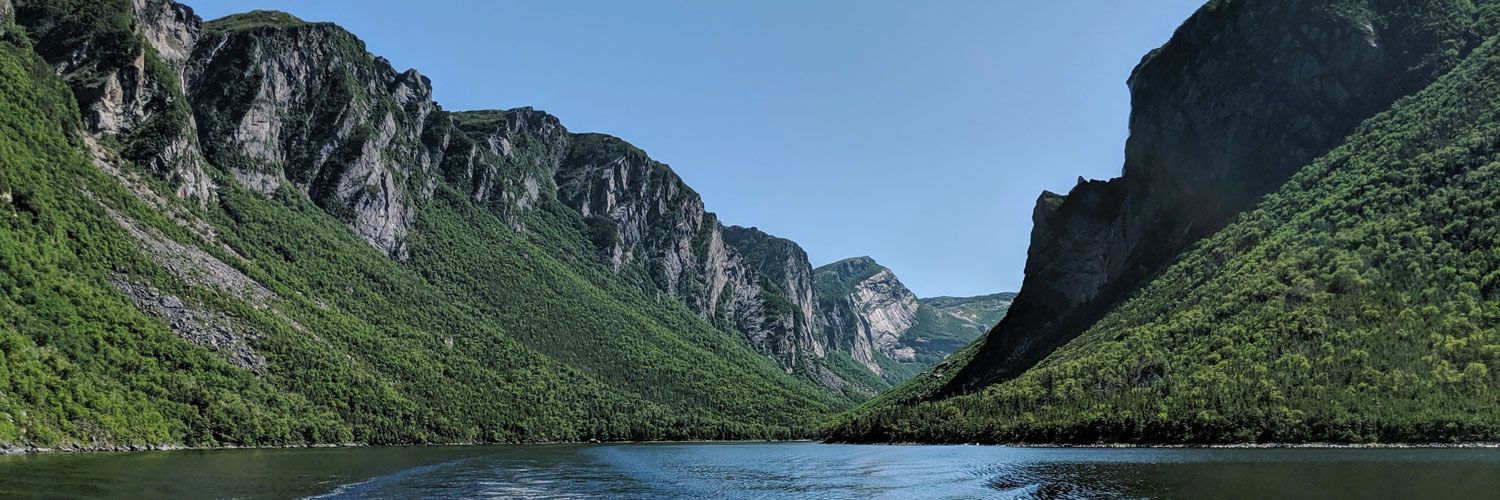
[187,0,1204,297]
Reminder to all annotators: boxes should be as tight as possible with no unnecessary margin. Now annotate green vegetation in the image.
[201,10,310,34]
[0,7,842,449]
[829,34,1500,444]
[0,36,344,447]
[12,0,139,88]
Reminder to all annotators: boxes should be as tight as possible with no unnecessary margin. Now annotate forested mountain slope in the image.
[0,0,863,450]
[829,17,1500,444]
[940,0,1500,396]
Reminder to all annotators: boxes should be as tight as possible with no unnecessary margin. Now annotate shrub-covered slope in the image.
[0,0,845,450]
[829,32,1500,444]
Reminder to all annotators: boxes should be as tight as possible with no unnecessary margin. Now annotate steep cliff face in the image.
[830,7,1500,442]
[553,134,833,378]
[814,257,1011,383]
[949,0,1500,393]
[720,226,822,371]
[15,0,212,201]
[188,11,443,257]
[814,257,919,374]
[443,108,569,228]
[556,133,716,282]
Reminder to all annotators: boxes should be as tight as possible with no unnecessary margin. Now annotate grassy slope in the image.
[0,16,840,448]
[829,34,1500,444]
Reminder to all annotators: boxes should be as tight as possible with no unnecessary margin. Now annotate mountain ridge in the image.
[813,256,1012,386]
[0,0,1011,449]
[829,0,1500,444]
[940,0,1500,396]
[0,0,845,448]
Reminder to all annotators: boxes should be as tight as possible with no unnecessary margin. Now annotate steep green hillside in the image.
[0,31,343,447]
[0,1,843,450]
[944,0,1500,397]
[829,33,1500,444]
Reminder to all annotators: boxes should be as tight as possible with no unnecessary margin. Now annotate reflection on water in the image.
[3,442,1500,499]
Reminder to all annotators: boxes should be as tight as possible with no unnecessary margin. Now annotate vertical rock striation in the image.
[443,108,569,229]
[188,11,443,257]
[720,226,822,371]
[15,0,213,201]
[11,0,882,394]
[814,257,1011,383]
[814,257,919,374]
[554,134,830,379]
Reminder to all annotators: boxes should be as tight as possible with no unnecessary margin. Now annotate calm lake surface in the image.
[2,442,1499,499]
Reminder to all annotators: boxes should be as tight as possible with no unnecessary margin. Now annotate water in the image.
[2,442,1499,499]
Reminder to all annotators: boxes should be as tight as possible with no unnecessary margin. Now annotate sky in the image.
[187,0,1205,297]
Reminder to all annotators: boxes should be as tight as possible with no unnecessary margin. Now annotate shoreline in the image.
[0,438,819,456]
[7,439,1500,456]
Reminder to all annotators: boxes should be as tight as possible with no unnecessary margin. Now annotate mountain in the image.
[828,0,1500,444]
[0,0,882,449]
[939,0,1500,397]
[915,293,1017,357]
[813,257,1012,385]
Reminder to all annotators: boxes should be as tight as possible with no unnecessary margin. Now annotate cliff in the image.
[814,257,1012,384]
[0,0,860,448]
[946,0,1500,394]
[830,14,1500,442]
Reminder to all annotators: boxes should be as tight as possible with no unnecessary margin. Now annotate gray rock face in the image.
[132,0,197,65]
[814,257,1013,383]
[814,257,919,374]
[19,1,864,392]
[949,0,1497,393]
[721,226,822,371]
[188,14,442,257]
[444,108,569,228]
[15,0,213,202]
[110,279,266,370]
[554,133,829,376]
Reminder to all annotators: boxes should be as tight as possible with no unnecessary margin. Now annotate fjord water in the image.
[2,443,1499,499]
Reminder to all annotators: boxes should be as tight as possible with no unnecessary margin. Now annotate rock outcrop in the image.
[15,0,213,201]
[948,0,1499,393]
[443,108,569,228]
[188,11,443,257]
[814,257,919,374]
[720,226,822,370]
[555,133,829,377]
[814,257,1011,382]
